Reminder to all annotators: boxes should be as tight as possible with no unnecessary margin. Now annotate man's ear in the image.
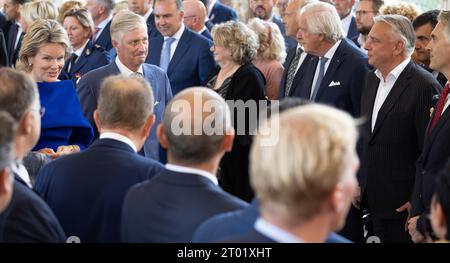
[93,110,102,133]
[156,123,169,149]
[142,114,155,138]
[20,111,35,135]
[329,184,345,213]
[222,129,235,152]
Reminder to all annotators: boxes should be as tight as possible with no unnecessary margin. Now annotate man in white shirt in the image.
[410,10,450,243]
[227,104,359,243]
[360,14,439,243]
[121,87,247,242]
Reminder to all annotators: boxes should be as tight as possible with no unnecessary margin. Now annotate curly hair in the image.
[211,21,259,65]
[247,17,286,63]
[380,2,421,22]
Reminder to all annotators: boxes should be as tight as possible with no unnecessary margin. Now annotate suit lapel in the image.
[370,62,413,140]
[315,41,345,100]
[423,104,450,157]
[148,36,164,65]
[293,55,318,98]
[362,72,380,136]
[71,42,92,74]
[166,28,191,76]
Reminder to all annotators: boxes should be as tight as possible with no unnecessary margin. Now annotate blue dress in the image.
[33,80,93,151]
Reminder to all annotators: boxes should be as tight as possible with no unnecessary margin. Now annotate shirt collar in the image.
[143,7,153,21]
[11,160,32,188]
[200,26,208,34]
[165,163,218,185]
[115,56,144,76]
[99,132,138,152]
[165,23,185,40]
[208,0,217,17]
[374,57,411,82]
[323,39,341,60]
[97,15,113,29]
[254,218,304,243]
[74,39,90,57]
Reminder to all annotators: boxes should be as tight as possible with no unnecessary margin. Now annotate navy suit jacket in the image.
[0,179,66,242]
[347,16,360,40]
[147,12,161,39]
[201,28,212,40]
[279,46,317,99]
[0,12,11,36]
[60,41,111,84]
[302,38,369,117]
[0,30,7,67]
[209,1,237,24]
[34,139,164,242]
[76,61,173,160]
[146,27,216,95]
[121,168,247,242]
[94,20,113,51]
[193,199,351,243]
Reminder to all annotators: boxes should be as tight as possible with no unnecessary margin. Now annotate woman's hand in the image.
[37,145,80,159]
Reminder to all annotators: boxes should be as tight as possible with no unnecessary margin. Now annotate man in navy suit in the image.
[183,0,212,40]
[205,0,237,25]
[3,0,29,67]
[409,11,450,243]
[279,0,317,99]
[77,10,173,161]
[249,0,296,50]
[146,0,215,95]
[128,0,161,39]
[224,104,360,243]
[86,0,114,51]
[297,1,369,117]
[0,112,14,214]
[121,87,247,243]
[334,0,359,41]
[35,75,164,243]
[0,68,66,242]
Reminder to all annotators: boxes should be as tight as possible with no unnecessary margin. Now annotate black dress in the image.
[204,63,266,201]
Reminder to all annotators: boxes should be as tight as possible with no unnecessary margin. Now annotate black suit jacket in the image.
[121,168,247,242]
[0,29,8,67]
[0,179,66,242]
[223,229,276,243]
[359,61,439,219]
[34,138,164,242]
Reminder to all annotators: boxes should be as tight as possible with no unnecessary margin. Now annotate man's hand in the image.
[396,201,412,230]
[407,216,425,243]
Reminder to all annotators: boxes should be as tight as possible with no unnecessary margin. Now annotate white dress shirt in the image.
[310,40,341,98]
[165,163,218,185]
[94,15,113,41]
[11,161,32,188]
[254,218,304,243]
[115,56,144,76]
[371,58,411,131]
[73,39,90,59]
[164,24,185,61]
[100,132,138,152]
[341,12,353,38]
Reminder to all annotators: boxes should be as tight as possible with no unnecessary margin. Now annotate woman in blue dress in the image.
[17,19,93,159]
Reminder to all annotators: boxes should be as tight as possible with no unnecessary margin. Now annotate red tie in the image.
[430,83,450,132]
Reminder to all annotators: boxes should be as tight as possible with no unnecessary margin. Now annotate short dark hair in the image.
[0,68,38,121]
[12,0,31,5]
[154,0,184,12]
[413,9,440,30]
[98,75,154,130]
[0,111,17,171]
[434,159,450,240]
[359,0,384,13]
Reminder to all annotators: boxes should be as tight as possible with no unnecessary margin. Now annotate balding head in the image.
[158,87,234,166]
[183,0,207,32]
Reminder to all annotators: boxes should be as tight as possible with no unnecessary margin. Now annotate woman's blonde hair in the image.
[58,0,84,24]
[63,8,95,39]
[21,0,58,28]
[211,21,259,65]
[247,17,286,63]
[17,19,71,72]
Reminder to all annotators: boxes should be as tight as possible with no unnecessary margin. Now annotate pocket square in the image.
[329,81,341,87]
[154,101,160,107]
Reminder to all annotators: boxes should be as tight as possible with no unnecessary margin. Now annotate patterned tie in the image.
[429,83,450,132]
[284,48,303,97]
[92,27,100,42]
[159,37,176,72]
[310,57,329,100]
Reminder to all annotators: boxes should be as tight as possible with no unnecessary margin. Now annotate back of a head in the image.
[247,17,286,63]
[0,111,16,213]
[21,0,58,26]
[0,68,38,121]
[97,75,154,131]
[380,2,420,22]
[162,87,233,165]
[301,1,344,44]
[110,10,147,42]
[433,160,450,240]
[250,104,358,222]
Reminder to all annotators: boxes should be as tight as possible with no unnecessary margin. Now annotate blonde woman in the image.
[19,0,58,32]
[248,17,286,100]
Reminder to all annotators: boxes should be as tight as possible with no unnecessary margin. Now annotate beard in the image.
[357,25,372,36]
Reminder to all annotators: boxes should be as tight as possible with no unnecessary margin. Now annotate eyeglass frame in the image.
[355,10,378,17]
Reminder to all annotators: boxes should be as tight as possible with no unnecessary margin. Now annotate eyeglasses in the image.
[355,10,378,17]
[183,16,196,20]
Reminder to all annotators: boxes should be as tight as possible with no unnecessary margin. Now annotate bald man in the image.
[183,0,212,40]
[121,87,247,243]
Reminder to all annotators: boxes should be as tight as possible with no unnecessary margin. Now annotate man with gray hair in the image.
[0,112,15,214]
[85,0,115,51]
[360,14,440,242]
[226,104,359,242]
[410,10,450,243]
[35,75,164,242]
[121,87,247,242]
[77,10,172,162]
[297,1,369,117]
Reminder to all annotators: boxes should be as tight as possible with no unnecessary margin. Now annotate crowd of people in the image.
[0,0,449,243]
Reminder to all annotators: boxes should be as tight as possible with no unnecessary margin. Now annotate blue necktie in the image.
[311,57,328,100]
[160,37,176,72]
